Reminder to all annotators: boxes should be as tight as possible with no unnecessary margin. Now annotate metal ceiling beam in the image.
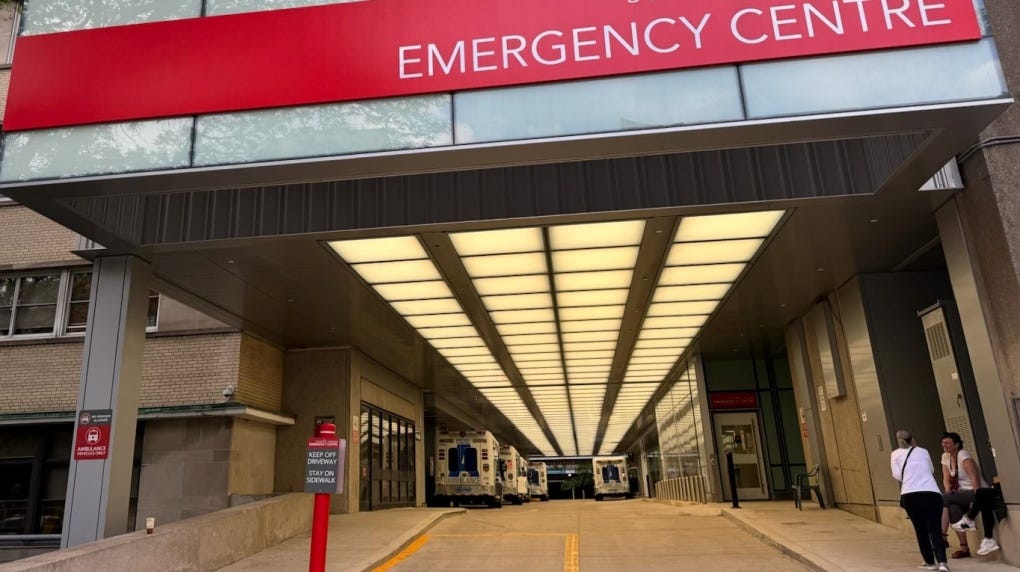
[592,216,677,453]
[420,231,564,456]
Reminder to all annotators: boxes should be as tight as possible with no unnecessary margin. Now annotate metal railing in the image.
[653,475,707,504]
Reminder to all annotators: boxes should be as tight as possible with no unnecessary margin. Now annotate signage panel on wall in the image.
[710,391,758,410]
[73,409,113,460]
[4,0,981,131]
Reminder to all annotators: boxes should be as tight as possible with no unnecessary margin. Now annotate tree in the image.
[560,471,594,500]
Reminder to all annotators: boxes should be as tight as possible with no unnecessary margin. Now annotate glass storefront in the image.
[359,403,415,511]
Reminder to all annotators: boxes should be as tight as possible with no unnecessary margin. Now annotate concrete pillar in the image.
[62,255,151,548]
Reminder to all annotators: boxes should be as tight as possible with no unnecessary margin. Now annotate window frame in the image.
[0,268,160,341]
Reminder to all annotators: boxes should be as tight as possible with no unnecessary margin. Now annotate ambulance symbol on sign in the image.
[86,427,102,445]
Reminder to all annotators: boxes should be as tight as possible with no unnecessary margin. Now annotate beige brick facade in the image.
[0,205,80,268]
[0,67,9,120]
[0,332,250,414]
[236,334,283,411]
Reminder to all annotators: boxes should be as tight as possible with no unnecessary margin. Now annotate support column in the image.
[62,255,151,548]
[937,199,1020,498]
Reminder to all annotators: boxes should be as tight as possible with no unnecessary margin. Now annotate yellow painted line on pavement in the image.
[371,534,431,572]
[564,534,579,572]
[431,533,571,538]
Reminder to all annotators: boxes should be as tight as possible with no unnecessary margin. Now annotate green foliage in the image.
[560,470,594,492]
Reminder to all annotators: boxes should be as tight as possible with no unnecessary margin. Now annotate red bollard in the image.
[308,422,337,572]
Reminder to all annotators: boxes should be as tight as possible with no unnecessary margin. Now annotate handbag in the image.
[991,481,1008,522]
[899,446,916,509]
[948,451,960,491]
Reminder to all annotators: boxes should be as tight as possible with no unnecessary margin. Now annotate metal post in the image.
[309,423,336,572]
[726,451,740,509]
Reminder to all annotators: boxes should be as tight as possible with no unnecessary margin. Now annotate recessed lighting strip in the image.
[328,235,554,455]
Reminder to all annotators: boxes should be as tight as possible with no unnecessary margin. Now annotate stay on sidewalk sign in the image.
[305,436,346,494]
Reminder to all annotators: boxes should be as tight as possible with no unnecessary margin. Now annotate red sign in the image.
[3,0,980,132]
[73,409,112,460]
[710,391,758,410]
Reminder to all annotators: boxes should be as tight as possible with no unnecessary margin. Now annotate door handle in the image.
[958,394,964,408]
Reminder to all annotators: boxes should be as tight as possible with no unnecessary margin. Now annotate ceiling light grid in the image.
[602,211,785,454]
[330,235,558,453]
[451,227,578,454]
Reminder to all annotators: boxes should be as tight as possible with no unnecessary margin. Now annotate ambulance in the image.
[527,461,549,501]
[498,444,530,505]
[593,455,632,501]
[435,430,503,508]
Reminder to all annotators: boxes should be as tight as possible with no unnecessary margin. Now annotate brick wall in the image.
[0,343,81,413]
[139,333,242,407]
[0,205,80,268]
[0,332,244,414]
[0,67,9,120]
[236,334,283,411]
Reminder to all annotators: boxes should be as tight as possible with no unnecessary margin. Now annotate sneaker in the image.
[950,517,976,532]
[976,538,1000,556]
[917,563,938,570]
[938,564,950,572]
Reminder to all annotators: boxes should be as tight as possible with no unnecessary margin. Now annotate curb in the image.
[720,508,833,572]
[359,508,466,572]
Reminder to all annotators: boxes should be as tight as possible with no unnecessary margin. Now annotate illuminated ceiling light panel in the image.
[490,308,556,324]
[631,348,682,358]
[419,326,481,339]
[482,293,555,311]
[549,220,646,250]
[514,360,561,369]
[624,375,665,382]
[555,270,633,292]
[562,350,615,360]
[525,378,566,386]
[373,280,454,301]
[462,252,547,278]
[497,322,557,336]
[503,333,560,345]
[518,367,563,375]
[467,376,510,383]
[391,298,463,315]
[507,343,561,354]
[472,275,551,296]
[512,352,562,362]
[634,338,689,349]
[647,301,718,316]
[652,284,730,302]
[449,227,544,255]
[628,356,679,365]
[666,239,763,266]
[658,264,744,285]
[642,316,707,329]
[563,341,617,352]
[454,362,503,372]
[569,374,610,382]
[551,247,640,272]
[566,365,611,374]
[351,260,442,283]
[404,313,472,328]
[559,319,622,333]
[327,236,427,263]
[438,347,492,357]
[626,363,673,372]
[443,355,498,365]
[557,289,629,307]
[675,211,785,242]
[557,305,625,321]
[561,331,617,343]
[430,337,487,349]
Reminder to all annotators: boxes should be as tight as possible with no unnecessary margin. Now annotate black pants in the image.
[965,487,997,539]
[902,491,947,564]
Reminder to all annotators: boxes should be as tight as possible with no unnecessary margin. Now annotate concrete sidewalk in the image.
[218,507,464,572]
[713,501,1018,572]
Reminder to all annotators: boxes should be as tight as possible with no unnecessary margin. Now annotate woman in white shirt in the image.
[892,429,949,571]
[940,431,999,557]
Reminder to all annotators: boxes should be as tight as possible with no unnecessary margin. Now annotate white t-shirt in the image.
[891,446,939,495]
[941,448,988,490]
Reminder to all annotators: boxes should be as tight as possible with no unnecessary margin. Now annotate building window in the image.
[0,269,159,340]
[0,3,19,66]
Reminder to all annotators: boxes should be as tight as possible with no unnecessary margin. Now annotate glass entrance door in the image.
[714,411,769,501]
[359,403,416,511]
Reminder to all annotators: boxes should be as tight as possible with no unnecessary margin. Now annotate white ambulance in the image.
[527,461,549,501]
[593,455,632,501]
[435,430,503,508]
[498,444,530,505]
